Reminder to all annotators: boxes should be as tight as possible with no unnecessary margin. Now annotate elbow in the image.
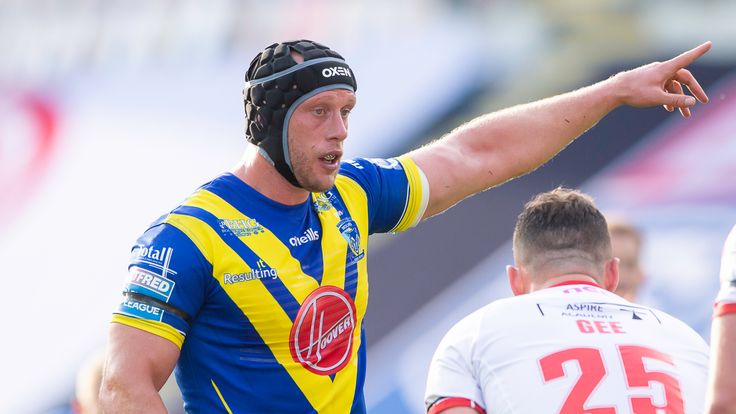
[98,373,131,413]
[98,376,118,412]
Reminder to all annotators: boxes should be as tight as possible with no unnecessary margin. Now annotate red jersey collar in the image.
[549,279,601,288]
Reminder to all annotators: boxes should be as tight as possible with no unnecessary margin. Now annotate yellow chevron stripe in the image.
[165,212,335,410]
[183,190,319,301]
[314,193,348,290]
[211,379,234,414]
[328,176,370,402]
[165,188,366,413]
[332,176,370,319]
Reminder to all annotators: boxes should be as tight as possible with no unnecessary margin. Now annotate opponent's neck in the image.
[532,274,601,292]
[231,149,310,206]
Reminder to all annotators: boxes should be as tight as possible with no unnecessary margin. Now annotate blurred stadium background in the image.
[1,0,735,412]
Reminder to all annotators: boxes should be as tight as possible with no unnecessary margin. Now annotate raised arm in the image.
[99,323,180,414]
[706,225,736,414]
[408,42,711,219]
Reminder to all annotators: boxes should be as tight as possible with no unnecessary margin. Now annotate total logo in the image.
[289,228,319,247]
[132,245,173,263]
[289,286,357,375]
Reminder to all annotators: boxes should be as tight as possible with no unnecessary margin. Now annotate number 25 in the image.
[539,345,684,413]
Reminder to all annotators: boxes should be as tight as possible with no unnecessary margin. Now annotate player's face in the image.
[611,233,644,301]
[287,89,356,192]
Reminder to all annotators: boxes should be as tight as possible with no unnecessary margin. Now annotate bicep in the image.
[408,139,495,219]
[104,323,180,392]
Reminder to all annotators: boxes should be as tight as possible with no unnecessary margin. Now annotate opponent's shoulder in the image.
[639,304,709,349]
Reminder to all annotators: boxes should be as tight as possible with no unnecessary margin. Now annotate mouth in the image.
[320,151,342,167]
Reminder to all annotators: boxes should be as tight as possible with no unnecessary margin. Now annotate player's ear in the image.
[603,257,620,293]
[507,265,528,296]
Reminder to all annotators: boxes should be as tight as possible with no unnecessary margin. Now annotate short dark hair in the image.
[513,188,611,273]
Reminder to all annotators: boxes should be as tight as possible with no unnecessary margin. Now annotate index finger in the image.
[665,41,712,70]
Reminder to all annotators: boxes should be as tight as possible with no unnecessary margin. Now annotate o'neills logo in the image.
[289,286,356,375]
[289,228,319,247]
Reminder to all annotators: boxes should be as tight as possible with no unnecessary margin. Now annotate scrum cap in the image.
[243,40,357,187]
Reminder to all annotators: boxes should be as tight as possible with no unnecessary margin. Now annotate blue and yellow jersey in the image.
[112,156,428,413]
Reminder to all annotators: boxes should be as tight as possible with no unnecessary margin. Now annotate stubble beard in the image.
[290,150,336,193]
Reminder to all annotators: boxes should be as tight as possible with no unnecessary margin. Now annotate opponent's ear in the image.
[603,257,620,293]
[507,265,529,296]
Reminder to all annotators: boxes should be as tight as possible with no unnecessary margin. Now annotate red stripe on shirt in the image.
[714,302,736,317]
[428,397,486,414]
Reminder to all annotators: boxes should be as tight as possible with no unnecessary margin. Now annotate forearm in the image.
[706,315,736,414]
[470,76,624,178]
[414,77,621,217]
[99,379,168,414]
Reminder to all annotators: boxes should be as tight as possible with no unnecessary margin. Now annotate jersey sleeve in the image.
[339,155,429,234]
[425,314,486,414]
[714,225,736,317]
[112,221,212,348]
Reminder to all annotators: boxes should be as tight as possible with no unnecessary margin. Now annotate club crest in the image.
[337,217,363,259]
[312,192,334,213]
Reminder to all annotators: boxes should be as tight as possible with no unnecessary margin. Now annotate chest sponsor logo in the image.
[127,266,175,302]
[219,218,264,237]
[223,260,279,284]
[290,228,320,247]
[289,286,357,375]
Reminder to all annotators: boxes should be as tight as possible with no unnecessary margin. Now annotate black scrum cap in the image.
[243,40,357,187]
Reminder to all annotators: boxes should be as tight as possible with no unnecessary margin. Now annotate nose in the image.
[327,111,348,142]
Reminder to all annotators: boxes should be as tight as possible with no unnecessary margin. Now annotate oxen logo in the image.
[289,286,356,375]
[321,66,352,78]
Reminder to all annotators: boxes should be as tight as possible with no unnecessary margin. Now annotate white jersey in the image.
[425,281,709,414]
[715,225,736,316]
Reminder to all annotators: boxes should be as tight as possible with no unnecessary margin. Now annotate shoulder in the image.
[654,308,709,348]
[441,298,518,344]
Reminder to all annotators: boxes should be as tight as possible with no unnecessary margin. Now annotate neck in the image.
[532,274,601,292]
[231,147,310,205]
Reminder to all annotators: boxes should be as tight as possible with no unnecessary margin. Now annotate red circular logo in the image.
[289,286,357,375]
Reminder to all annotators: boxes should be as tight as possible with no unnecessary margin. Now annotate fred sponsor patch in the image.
[126,266,175,302]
